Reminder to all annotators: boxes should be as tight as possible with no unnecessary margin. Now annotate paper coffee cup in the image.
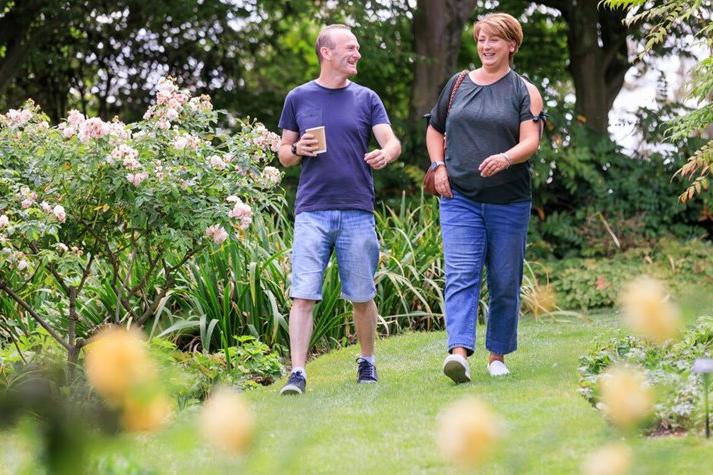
[305,126,327,154]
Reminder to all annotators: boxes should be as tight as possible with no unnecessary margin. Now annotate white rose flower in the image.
[53,205,66,223]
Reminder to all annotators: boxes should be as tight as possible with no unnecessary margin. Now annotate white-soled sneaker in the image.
[443,354,471,384]
[487,360,510,377]
[280,371,306,395]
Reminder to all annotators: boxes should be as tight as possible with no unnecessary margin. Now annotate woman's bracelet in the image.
[500,152,512,168]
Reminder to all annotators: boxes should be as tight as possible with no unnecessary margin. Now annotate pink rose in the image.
[205,225,229,245]
[126,172,149,187]
[67,110,85,127]
[53,205,66,223]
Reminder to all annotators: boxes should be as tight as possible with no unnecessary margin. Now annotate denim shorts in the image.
[289,210,379,303]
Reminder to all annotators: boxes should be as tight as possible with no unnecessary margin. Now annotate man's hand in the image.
[435,166,453,198]
[369,124,400,169]
[294,133,319,157]
[364,149,391,170]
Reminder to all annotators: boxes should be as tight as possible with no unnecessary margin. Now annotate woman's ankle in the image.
[489,353,504,364]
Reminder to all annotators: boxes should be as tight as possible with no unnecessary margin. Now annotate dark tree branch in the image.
[137,247,198,325]
[77,254,95,295]
[0,278,72,352]
[27,241,71,297]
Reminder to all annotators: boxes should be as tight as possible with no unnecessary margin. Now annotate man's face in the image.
[325,30,361,76]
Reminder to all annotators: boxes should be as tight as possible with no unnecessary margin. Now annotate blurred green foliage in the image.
[578,316,713,434]
[545,238,713,310]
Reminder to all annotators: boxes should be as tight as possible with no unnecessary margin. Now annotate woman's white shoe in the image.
[487,360,510,377]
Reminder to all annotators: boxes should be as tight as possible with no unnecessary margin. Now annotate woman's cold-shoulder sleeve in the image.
[518,82,534,123]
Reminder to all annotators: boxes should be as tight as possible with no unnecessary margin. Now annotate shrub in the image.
[547,238,713,310]
[528,121,706,260]
[0,79,282,370]
[578,316,713,433]
[149,336,283,405]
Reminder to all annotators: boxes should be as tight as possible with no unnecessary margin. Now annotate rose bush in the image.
[0,78,283,370]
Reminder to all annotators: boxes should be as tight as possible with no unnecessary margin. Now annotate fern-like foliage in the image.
[602,0,713,203]
[674,139,713,203]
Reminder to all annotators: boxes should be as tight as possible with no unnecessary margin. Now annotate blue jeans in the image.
[440,192,531,356]
[290,210,379,303]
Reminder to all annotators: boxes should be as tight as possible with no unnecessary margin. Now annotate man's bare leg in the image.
[353,299,377,356]
[289,298,315,369]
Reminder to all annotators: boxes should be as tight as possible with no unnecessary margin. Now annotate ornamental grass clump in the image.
[522,281,558,318]
[436,397,504,469]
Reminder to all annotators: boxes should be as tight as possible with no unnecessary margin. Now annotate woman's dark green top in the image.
[429,69,535,204]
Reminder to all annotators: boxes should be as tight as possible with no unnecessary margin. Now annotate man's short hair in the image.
[315,24,352,63]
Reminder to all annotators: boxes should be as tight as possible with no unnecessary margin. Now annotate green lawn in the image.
[3,314,711,474]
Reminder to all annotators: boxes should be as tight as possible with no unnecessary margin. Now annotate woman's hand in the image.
[478,154,510,177]
[435,166,453,198]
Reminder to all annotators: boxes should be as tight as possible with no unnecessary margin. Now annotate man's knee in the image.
[291,298,316,314]
[352,299,375,312]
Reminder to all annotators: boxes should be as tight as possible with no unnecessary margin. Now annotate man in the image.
[277,24,401,395]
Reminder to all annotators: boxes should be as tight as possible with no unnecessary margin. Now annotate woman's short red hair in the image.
[473,13,524,59]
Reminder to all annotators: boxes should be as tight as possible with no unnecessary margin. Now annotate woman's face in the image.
[476,25,515,69]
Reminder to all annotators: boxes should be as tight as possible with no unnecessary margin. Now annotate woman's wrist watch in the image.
[429,160,446,171]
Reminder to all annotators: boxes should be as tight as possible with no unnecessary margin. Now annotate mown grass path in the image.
[5,315,710,474]
[240,315,711,474]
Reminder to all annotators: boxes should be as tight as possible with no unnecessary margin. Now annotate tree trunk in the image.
[409,0,476,125]
[0,0,46,94]
[543,0,630,135]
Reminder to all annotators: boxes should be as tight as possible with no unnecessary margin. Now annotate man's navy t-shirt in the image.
[278,80,390,214]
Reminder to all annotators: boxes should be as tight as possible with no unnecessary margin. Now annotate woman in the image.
[426,12,544,383]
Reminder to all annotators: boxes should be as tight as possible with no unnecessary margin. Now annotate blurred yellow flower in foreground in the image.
[200,387,255,455]
[581,442,632,475]
[121,393,173,432]
[599,365,654,430]
[620,276,681,345]
[436,397,504,469]
[85,326,157,403]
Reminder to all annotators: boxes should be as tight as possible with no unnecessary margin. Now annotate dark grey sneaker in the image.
[356,358,378,384]
[443,354,471,384]
[280,371,306,395]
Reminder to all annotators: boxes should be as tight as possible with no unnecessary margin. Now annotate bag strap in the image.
[446,70,469,115]
[421,70,469,128]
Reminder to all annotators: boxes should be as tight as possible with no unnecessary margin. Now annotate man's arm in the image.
[278,129,318,167]
[364,123,401,170]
